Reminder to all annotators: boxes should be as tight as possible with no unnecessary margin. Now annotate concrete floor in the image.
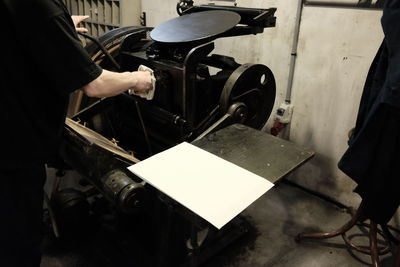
[41,174,398,267]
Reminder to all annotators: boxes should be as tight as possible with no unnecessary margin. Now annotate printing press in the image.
[51,2,285,266]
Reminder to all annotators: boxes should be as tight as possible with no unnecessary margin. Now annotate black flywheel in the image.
[220,64,276,129]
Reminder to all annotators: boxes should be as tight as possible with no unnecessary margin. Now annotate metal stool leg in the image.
[296,204,363,241]
[393,245,400,267]
[296,201,392,266]
[370,221,381,267]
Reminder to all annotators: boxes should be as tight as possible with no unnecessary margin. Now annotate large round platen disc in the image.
[150,11,241,43]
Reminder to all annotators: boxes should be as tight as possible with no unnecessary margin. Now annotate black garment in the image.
[338,0,400,224]
[0,0,102,165]
[0,164,46,267]
[0,1,102,266]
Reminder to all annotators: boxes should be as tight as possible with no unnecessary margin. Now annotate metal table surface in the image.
[192,124,314,184]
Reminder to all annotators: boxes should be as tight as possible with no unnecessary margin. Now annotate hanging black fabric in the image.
[338,0,400,224]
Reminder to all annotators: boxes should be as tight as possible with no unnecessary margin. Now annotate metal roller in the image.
[103,169,146,214]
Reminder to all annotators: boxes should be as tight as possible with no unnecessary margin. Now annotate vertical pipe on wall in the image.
[285,0,304,103]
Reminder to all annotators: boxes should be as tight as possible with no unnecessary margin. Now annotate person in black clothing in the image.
[338,0,400,224]
[0,1,152,266]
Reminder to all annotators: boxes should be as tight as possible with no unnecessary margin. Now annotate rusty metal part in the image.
[296,201,395,266]
[296,206,362,241]
[370,221,381,267]
[394,245,400,267]
[342,221,390,256]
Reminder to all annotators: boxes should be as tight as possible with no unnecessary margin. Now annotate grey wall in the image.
[288,6,383,207]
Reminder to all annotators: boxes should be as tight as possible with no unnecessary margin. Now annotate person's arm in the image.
[81,69,153,98]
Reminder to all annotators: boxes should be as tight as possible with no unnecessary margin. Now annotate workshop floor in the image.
[41,171,398,267]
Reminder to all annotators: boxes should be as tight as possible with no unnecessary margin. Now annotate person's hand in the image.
[71,15,89,33]
[131,70,153,94]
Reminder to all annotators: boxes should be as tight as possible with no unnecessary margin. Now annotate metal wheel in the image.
[176,0,194,15]
[220,63,276,129]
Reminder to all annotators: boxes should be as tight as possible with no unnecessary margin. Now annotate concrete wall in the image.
[140,0,384,206]
[121,0,142,26]
[288,6,383,206]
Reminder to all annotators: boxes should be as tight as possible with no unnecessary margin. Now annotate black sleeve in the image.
[15,0,103,94]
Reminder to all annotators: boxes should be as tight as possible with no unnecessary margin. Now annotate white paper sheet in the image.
[128,142,274,229]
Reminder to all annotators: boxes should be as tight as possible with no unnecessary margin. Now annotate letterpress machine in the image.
[50,2,289,266]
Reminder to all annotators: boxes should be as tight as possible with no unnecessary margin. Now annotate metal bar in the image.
[218,26,264,38]
[134,100,153,157]
[193,114,232,142]
[184,5,277,27]
[304,1,383,10]
[285,0,303,103]
[370,221,382,267]
[183,42,215,127]
[394,246,400,267]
